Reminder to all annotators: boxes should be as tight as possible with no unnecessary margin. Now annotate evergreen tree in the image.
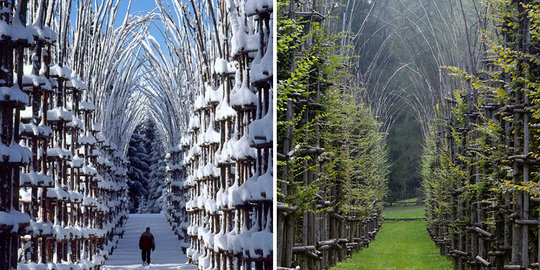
[126,126,151,213]
[126,119,167,213]
[147,130,167,213]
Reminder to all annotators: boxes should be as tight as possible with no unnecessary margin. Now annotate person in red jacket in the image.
[139,227,155,266]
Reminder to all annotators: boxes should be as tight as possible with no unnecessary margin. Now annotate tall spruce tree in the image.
[147,128,167,213]
[126,120,167,213]
[127,124,151,213]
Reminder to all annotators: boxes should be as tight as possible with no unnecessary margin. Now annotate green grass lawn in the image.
[331,220,453,270]
[397,197,421,203]
[383,205,425,219]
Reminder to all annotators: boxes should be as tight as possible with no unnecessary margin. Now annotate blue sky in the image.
[117,0,165,47]
[121,0,157,13]
[69,0,169,52]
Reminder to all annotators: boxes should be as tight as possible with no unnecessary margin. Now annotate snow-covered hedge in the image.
[157,0,274,269]
[0,1,131,269]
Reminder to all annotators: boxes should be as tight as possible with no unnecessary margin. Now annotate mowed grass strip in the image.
[383,204,425,219]
[397,198,421,203]
[331,220,453,270]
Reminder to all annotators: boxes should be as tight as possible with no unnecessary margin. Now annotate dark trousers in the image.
[141,249,151,264]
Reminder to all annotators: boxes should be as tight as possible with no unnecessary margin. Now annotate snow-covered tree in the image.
[1,0,273,268]
[143,0,274,268]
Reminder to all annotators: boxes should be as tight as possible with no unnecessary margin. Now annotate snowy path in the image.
[103,214,197,270]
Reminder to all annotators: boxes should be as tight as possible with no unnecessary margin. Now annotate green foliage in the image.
[421,0,540,251]
[277,0,388,218]
[387,114,423,200]
[323,90,389,216]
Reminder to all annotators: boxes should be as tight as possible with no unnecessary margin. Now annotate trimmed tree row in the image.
[423,1,540,269]
[0,1,131,269]
[277,0,389,269]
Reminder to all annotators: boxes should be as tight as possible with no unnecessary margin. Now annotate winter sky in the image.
[71,0,169,51]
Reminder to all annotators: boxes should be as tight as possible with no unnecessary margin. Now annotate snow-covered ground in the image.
[103,214,196,270]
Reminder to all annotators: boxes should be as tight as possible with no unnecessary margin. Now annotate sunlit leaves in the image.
[277,0,388,217]
[423,0,540,235]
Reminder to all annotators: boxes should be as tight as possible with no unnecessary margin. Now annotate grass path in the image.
[332,204,453,270]
[397,198,421,203]
[383,204,425,219]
